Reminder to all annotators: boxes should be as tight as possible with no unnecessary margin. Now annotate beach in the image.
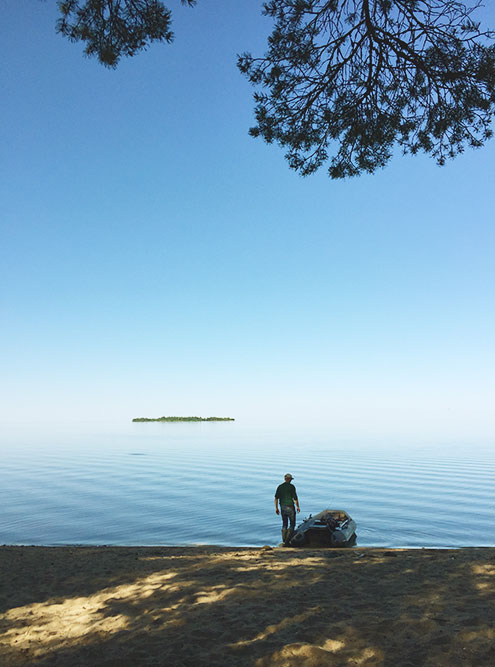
[0,546,494,666]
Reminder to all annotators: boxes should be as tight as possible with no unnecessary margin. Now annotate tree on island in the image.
[54,1,495,178]
[132,416,235,422]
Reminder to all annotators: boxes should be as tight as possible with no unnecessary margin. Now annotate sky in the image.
[1,0,495,438]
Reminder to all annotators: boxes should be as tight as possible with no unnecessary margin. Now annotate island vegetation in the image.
[132,416,235,422]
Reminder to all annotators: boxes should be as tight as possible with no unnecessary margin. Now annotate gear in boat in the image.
[289,509,357,547]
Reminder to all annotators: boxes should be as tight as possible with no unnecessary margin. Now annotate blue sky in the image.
[2,0,494,437]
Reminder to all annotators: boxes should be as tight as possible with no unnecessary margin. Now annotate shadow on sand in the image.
[0,545,494,665]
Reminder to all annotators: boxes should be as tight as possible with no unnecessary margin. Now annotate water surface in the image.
[1,422,494,548]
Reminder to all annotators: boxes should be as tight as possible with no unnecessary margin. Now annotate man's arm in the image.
[275,497,279,514]
[294,488,300,512]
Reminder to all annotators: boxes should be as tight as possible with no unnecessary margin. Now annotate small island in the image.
[132,416,235,422]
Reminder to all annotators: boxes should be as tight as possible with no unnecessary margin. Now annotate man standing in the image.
[275,473,300,545]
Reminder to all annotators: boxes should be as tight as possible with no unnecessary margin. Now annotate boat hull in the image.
[289,509,357,547]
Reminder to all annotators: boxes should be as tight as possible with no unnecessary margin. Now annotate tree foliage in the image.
[54,1,495,177]
[238,1,495,177]
[56,0,196,67]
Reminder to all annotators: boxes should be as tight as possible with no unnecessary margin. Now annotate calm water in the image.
[1,422,494,548]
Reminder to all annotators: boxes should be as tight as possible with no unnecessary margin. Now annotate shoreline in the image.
[2,543,493,548]
[1,546,494,665]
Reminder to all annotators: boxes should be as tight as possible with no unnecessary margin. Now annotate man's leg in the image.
[281,507,289,544]
[286,506,296,543]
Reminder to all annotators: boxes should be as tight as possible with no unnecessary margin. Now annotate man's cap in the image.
[284,473,294,480]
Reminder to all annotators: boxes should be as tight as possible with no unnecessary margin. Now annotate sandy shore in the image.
[0,546,494,666]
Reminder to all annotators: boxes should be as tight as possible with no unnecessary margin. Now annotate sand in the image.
[0,545,494,666]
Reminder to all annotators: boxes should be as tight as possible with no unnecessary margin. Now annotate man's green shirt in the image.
[275,482,298,506]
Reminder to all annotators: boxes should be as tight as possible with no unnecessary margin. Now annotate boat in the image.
[289,509,357,547]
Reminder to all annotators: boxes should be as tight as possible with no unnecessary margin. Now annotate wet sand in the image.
[0,546,494,665]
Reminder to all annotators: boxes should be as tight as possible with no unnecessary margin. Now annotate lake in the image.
[1,422,494,548]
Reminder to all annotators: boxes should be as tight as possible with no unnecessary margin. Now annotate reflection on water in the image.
[0,422,494,547]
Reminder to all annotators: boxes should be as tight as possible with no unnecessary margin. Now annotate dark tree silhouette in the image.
[55,1,495,178]
[56,0,196,67]
[238,0,495,177]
